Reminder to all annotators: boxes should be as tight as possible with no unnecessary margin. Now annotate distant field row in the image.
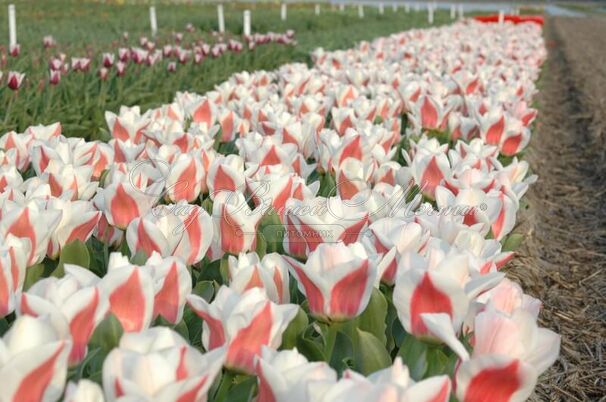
[0,1,450,139]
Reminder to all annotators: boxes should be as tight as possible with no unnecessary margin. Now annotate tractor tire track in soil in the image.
[507,17,606,401]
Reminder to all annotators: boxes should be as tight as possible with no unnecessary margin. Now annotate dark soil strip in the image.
[507,17,606,401]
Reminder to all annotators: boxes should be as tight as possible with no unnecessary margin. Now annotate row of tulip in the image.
[0,20,558,402]
[1,29,295,91]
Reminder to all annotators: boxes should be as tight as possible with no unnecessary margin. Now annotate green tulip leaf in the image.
[53,240,90,278]
[353,328,391,375]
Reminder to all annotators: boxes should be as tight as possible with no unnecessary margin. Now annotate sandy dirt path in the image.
[507,16,606,401]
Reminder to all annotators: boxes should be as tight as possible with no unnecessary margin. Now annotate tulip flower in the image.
[206,154,246,198]
[0,201,63,265]
[423,307,560,402]
[368,219,428,285]
[94,181,160,230]
[227,252,290,304]
[98,67,109,81]
[408,94,451,132]
[43,35,56,48]
[393,251,470,339]
[7,71,25,90]
[115,61,127,77]
[104,106,150,143]
[49,70,61,85]
[71,57,91,72]
[282,196,369,255]
[49,58,63,71]
[103,327,225,402]
[402,143,451,200]
[164,152,206,202]
[285,242,379,322]
[500,125,531,157]
[334,157,374,200]
[478,109,506,146]
[64,380,104,402]
[475,278,542,319]
[100,253,155,332]
[126,203,214,266]
[19,264,109,365]
[45,198,101,259]
[211,191,264,256]
[0,315,71,402]
[328,358,451,402]
[255,347,338,402]
[38,159,98,200]
[0,131,30,171]
[94,214,124,247]
[434,186,502,233]
[25,121,62,141]
[0,235,30,318]
[188,97,216,127]
[187,286,298,373]
[102,52,115,68]
[0,165,23,192]
[147,253,192,324]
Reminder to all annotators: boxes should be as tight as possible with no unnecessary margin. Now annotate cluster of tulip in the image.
[0,29,296,90]
[0,20,559,402]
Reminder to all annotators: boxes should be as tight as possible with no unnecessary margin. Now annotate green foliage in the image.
[502,233,524,252]
[52,239,91,277]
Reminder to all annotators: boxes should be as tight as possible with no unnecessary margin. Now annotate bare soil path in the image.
[507,17,606,401]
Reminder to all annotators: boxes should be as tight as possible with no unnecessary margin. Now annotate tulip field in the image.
[5,1,605,402]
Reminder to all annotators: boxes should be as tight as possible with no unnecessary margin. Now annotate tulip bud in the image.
[6,71,25,91]
[49,69,61,85]
[98,67,109,81]
[43,35,56,48]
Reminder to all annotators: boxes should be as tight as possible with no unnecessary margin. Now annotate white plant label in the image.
[149,6,157,37]
[217,4,225,33]
[243,10,251,36]
[8,4,16,47]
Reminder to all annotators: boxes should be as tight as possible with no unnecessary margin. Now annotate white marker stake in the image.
[392,3,397,12]
[243,10,251,36]
[498,10,504,25]
[149,6,157,37]
[281,3,287,21]
[379,3,384,15]
[428,6,434,24]
[358,4,364,18]
[339,4,345,12]
[458,4,464,19]
[450,4,456,19]
[405,3,410,13]
[315,4,320,16]
[8,4,16,48]
[217,4,225,33]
